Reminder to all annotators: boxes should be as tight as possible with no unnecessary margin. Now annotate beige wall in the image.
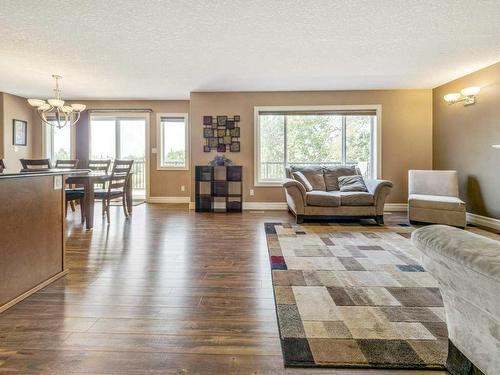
[1,93,37,169]
[433,62,500,218]
[70,100,190,198]
[190,90,433,203]
[0,93,4,159]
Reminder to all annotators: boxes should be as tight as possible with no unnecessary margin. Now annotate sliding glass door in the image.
[90,114,147,198]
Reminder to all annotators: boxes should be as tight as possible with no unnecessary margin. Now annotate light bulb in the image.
[48,98,65,107]
[443,93,461,103]
[38,103,51,111]
[461,86,480,97]
[27,99,46,107]
[70,103,86,112]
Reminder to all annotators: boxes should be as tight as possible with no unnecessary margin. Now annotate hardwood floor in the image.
[0,205,447,374]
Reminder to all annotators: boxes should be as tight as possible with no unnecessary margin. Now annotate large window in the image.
[157,114,189,170]
[255,106,379,185]
[44,122,72,162]
[90,113,148,197]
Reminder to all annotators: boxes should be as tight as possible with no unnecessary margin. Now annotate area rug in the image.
[265,222,448,369]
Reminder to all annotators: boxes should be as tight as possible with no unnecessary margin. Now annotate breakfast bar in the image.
[0,170,74,312]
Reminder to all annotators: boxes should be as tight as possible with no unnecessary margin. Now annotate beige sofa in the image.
[412,225,500,375]
[282,165,393,224]
[408,170,466,228]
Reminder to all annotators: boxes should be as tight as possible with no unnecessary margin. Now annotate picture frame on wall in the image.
[230,127,240,137]
[230,141,240,152]
[203,128,214,138]
[226,120,235,129]
[234,115,240,122]
[208,137,218,148]
[12,119,27,146]
[223,136,232,145]
[203,116,213,125]
[217,115,227,126]
[203,145,211,153]
[217,129,226,137]
[217,144,226,152]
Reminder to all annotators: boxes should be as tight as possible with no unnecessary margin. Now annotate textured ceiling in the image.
[0,0,499,100]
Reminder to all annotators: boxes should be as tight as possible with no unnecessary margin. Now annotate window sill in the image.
[157,167,189,171]
[254,181,284,187]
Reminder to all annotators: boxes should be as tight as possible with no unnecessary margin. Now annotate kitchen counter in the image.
[0,170,86,312]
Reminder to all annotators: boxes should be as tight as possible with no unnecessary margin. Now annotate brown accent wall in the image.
[433,62,500,218]
[70,100,190,198]
[190,90,433,204]
[1,93,37,170]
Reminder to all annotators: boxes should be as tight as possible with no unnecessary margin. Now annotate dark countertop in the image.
[0,168,91,180]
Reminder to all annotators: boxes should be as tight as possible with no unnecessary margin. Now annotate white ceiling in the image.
[0,0,499,100]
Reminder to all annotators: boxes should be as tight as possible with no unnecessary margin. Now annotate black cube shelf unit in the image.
[195,165,243,212]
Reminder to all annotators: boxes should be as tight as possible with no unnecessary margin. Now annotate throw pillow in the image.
[292,171,313,192]
[289,166,326,191]
[338,175,368,192]
[323,165,359,191]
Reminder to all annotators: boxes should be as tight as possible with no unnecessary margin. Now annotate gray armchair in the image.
[408,170,466,227]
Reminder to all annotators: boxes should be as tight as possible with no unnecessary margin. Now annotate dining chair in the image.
[94,159,134,224]
[55,160,80,212]
[20,158,51,169]
[56,159,79,169]
[88,159,112,189]
[65,190,85,222]
[88,159,111,173]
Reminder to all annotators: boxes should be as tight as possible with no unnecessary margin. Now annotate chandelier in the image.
[27,75,86,129]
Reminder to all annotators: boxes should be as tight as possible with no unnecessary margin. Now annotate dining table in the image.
[66,171,133,230]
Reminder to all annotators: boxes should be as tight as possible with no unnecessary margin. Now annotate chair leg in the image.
[102,199,106,216]
[106,198,111,224]
[70,201,76,212]
[122,194,128,217]
[79,198,85,223]
[65,201,68,218]
[375,215,384,225]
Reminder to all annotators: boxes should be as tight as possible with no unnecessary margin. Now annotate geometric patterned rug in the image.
[265,222,448,369]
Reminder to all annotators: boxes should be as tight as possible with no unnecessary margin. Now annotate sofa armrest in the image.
[365,179,393,215]
[282,178,307,214]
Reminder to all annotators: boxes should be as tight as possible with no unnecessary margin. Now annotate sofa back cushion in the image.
[338,175,368,192]
[292,171,313,192]
[323,165,359,191]
[289,165,326,191]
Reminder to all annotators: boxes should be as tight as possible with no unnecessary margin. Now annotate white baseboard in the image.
[243,202,288,210]
[384,203,407,212]
[187,201,288,210]
[466,213,500,231]
[148,196,190,204]
[186,201,408,212]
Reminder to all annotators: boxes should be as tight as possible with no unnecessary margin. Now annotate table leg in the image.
[126,177,133,214]
[84,179,95,230]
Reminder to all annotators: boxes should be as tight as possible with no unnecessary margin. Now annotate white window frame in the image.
[156,113,190,171]
[89,111,151,200]
[254,105,382,187]
[42,121,76,162]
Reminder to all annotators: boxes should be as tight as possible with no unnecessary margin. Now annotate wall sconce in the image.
[443,86,481,106]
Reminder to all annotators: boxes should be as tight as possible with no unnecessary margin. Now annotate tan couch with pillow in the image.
[282,165,393,224]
